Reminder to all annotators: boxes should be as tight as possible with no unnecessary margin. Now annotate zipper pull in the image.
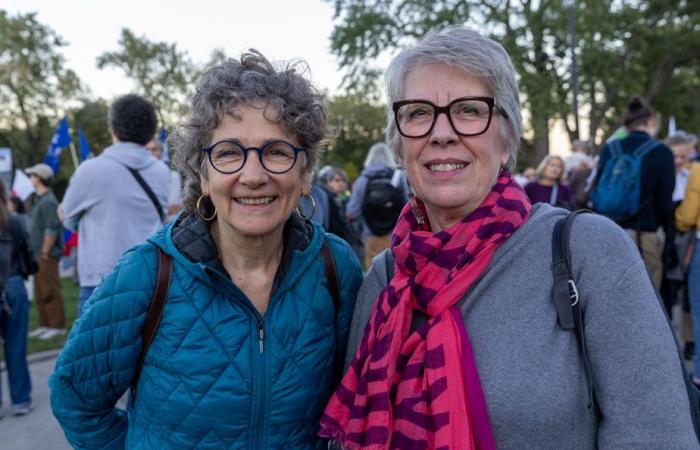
[257,321,264,354]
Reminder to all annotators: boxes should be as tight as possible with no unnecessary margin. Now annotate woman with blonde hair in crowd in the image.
[524,154,573,209]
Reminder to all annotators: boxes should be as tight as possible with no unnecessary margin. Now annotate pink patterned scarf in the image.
[320,170,531,449]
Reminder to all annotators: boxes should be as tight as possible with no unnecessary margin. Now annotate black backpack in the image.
[0,229,12,314]
[361,168,404,236]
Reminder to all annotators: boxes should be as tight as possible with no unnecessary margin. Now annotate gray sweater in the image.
[346,203,698,449]
[62,142,170,287]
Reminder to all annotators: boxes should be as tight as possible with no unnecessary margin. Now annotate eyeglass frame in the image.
[392,96,509,139]
[200,139,306,175]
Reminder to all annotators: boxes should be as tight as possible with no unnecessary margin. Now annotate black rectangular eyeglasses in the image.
[392,96,508,138]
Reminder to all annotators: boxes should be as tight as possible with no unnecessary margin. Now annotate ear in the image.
[200,176,210,196]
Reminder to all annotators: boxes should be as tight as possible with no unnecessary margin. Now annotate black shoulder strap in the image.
[551,209,598,416]
[126,166,165,223]
[320,239,340,317]
[131,247,172,403]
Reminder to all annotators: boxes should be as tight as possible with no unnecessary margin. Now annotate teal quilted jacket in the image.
[49,216,362,449]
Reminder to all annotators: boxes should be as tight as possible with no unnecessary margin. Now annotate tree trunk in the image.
[529,116,550,167]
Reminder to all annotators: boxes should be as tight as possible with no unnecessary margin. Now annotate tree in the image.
[325,94,388,181]
[325,0,700,165]
[0,10,83,168]
[97,29,197,126]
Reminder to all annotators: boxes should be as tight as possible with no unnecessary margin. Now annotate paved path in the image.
[0,352,71,450]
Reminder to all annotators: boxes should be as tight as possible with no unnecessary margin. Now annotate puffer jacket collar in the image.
[151,212,315,295]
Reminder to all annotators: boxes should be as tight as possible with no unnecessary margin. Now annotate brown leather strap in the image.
[131,247,172,402]
[320,239,340,317]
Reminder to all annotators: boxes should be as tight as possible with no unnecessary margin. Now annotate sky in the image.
[4,0,346,100]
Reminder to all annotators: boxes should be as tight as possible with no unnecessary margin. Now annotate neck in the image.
[539,178,556,187]
[35,185,48,195]
[210,220,284,274]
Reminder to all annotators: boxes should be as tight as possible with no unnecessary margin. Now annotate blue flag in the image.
[43,117,72,173]
[78,128,92,162]
[159,127,169,163]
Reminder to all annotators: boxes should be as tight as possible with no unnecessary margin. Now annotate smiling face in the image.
[200,103,309,241]
[399,64,508,231]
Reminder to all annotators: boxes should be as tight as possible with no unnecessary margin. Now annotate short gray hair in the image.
[364,143,397,169]
[169,50,327,213]
[385,26,522,170]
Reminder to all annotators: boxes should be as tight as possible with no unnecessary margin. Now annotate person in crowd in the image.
[145,137,184,222]
[308,169,354,244]
[320,26,697,449]
[0,181,33,417]
[8,196,30,232]
[666,131,699,360]
[60,94,171,315]
[25,163,65,340]
[318,165,351,212]
[591,96,675,291]
[512,166,535,186]
[346,143,409,268]
[50,50,362,449]
[566,140,595,210]
[524,154,573,209]
[674,132,700,384]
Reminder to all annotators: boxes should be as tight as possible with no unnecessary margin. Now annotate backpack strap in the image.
[551,209,598,417]
[320,238,340,318]
[131,246,173,403]
[125,166,166,223]
[609,139,623,158]
[632,139,661,158]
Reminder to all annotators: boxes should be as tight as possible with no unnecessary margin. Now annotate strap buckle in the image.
[568,279,579,306]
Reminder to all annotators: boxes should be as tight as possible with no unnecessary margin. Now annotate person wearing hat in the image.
[25,163,65,340]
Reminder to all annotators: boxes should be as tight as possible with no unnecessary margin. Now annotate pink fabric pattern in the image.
[320,170,531,449]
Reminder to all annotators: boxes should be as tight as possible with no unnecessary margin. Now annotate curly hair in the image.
[169,50,328,214]
[108,94,158,145]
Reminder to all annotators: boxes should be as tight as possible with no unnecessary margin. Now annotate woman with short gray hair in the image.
[50,50,362,449]
[322,26,697,449]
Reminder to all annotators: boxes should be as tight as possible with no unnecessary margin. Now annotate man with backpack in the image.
[346,143,409,268]
[591,96,675,290]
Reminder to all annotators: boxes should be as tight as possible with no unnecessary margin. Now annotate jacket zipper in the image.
[257,320,264,354]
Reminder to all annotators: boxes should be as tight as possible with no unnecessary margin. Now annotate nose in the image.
[429,111,458,147]
[238,150,269,187]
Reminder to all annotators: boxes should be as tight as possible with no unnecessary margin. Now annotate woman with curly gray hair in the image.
[49,51,362,449]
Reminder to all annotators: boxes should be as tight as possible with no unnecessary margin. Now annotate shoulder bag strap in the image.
[551,209,598,417]
[131,247,173,403]
[320,239,340,317]
[125,166,165,223]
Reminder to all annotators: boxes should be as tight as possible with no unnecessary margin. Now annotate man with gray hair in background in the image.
[61,94,170,315]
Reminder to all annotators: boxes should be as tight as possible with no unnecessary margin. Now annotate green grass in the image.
[26,277,80,354]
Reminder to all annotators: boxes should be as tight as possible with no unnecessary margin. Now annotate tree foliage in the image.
[324,94,388,181]
[326,0,700,165]
[0,10,83,168]
[97,29,197,126]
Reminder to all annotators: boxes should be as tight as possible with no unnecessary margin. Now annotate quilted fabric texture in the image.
[49,218,362,449]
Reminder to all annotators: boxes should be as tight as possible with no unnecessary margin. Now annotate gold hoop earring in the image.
[196,194,217,221]
[295,193,316,222]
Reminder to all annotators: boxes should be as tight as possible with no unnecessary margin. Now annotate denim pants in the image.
[78,286,96,317]
[0,276,32,407]
[688,239,700,376]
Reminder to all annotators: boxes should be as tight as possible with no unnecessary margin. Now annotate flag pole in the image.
[69,142,79,169]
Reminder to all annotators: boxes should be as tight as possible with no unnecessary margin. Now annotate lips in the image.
[234,196,276,205]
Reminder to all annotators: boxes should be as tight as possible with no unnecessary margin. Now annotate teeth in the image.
[428,163,465,172]
[235,197,275,205]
